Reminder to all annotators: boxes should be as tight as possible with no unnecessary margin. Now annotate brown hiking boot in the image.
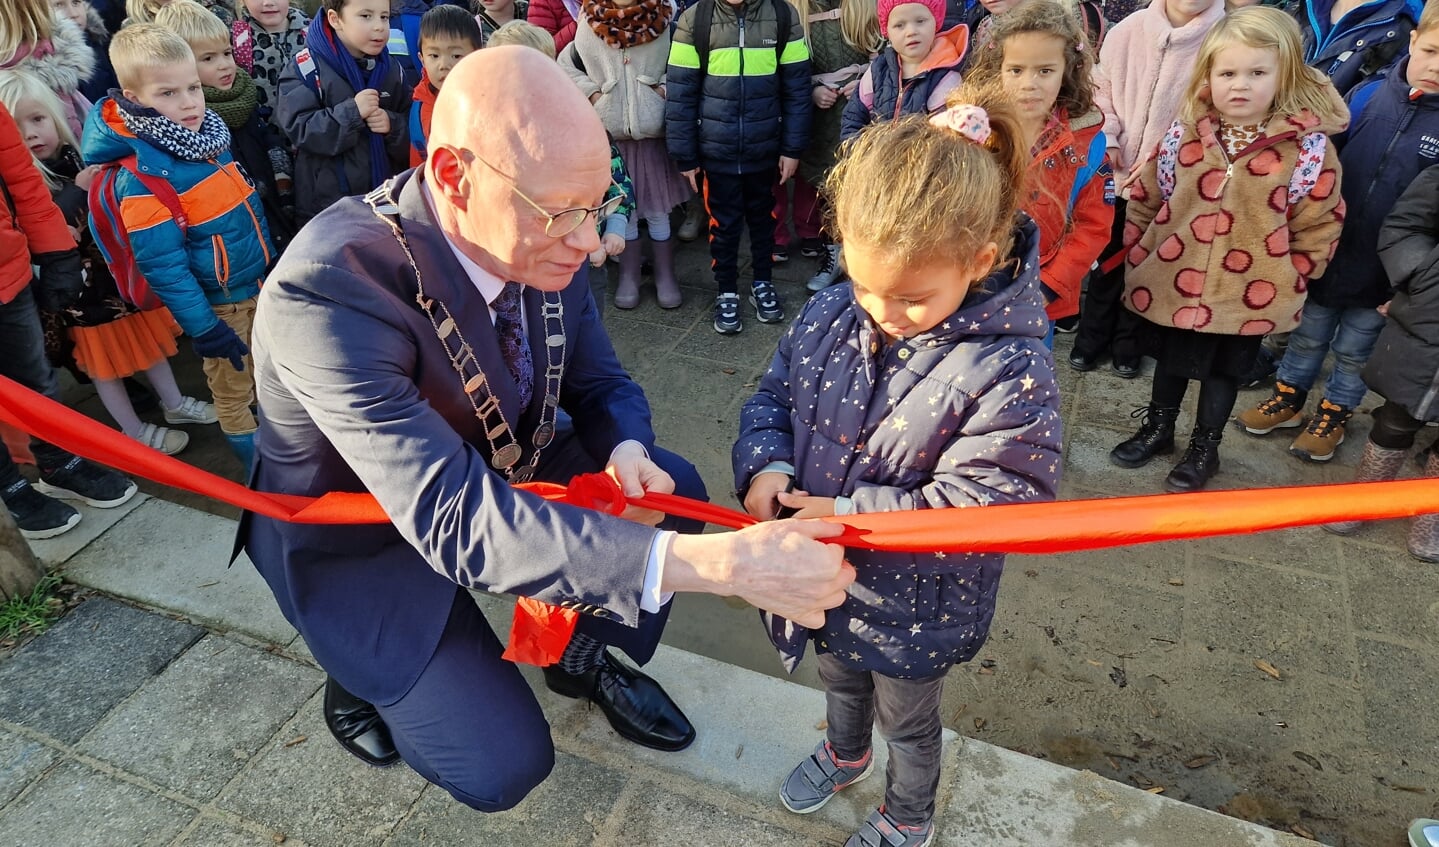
[1288,398,1351,462]
[1236,381,1307,435]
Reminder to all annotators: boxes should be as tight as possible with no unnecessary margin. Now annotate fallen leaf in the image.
[1292,824,1316,840]
[977,666,994,675]
[1109,667,1128,688]
[1254,659,1281,680]
[1388,783,1428,794]
[1167,577,1184,586]
[973,717,987,730]
[722,368,736,375]
[1086,659,1103,667]
[735,744,744,759]
[272,834,286,844]
[1184,755,1216,769]
[815,719,828,731]
[1292,751,1322,771]
[196,581,220,588]
[1145,786,1166,794]
[282,735,308,748]
[1024,569,1038,578]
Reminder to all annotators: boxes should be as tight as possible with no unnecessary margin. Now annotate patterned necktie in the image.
[491,282,533,411]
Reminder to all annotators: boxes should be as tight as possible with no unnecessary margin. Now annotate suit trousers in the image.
[372,426,705,812]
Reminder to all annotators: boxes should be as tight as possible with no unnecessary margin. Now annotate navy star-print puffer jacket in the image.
[734,216,1063,677]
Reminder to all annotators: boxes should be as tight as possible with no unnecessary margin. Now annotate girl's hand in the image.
[74,165,101,192]
[1378,300,1391,317]
[812,85,837,109]
[775,488,837,520]
[601,232,625,256]
[652,83,666,99]
[589,247,608,268]
[839,79,858,99]
[681,168,701,193]
[743,471,792,520]
[589,91,601,104]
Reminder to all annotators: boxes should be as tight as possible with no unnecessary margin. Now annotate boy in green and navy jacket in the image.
[665,0,811,335]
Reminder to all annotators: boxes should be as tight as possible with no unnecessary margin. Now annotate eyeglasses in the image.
[461,149,624,238]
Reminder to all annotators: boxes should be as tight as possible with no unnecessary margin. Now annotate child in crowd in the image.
[967,0,1105,54]
[156,0,294,247]
[410,5,481,166]
[735,85,1061,847]
[485,17,554,50]
[587,144,637,274]
[1296,0,1423,95]
[1069,0,1225,378]
[667,0,811,335]
[232,0,309,139]
[784,0,879,293]
[1110,8,1346,492]
[278,0,410,222]
[0,100,137,539]
[472,0,529,44]
[0,71,214,456]
[967,0,1113,343]
[529,0,580,52]
[123,0,172,25]
[82,24,275,469]
[0,0,96,138]
[52,0,120,102]
[1237,0,1439,462]
[1325,165,1439,559]
[840,0,967,139]
[561,0,688,309]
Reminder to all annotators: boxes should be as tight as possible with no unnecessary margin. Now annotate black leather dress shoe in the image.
[544,653,696,752]
[1112,358,1142,379]
[1068,349,1099,372]
[323,677,401,767]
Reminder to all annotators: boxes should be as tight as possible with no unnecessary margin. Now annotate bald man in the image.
[241,47,853,811]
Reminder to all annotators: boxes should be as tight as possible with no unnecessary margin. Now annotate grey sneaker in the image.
[807,244,845,292]
[846,807,935,847]
[751,280,784,323]
[714,293,742,335]
[780,741,873,814]
[163,395,218,425]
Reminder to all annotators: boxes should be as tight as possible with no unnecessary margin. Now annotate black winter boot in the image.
[1109,406,1180,468]
[1165,425,1224,492]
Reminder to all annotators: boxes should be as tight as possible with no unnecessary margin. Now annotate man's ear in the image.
[429,146,469,211]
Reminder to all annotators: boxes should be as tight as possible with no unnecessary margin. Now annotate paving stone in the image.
[24,493,149,568]
[0,760,191,847]
[78,635,323,800]
[1059,424,1168,496]
[614,790,808,847]
[1355,637,1439,762]
[0,729,56,807]
[215,690,427,847]
[387,753,623,846]
[1203,526,1342,577]
[171,818,290,846]
[634,354,753,424]
[60,499,297,646]
[0,597,203,744]
[671,319,785,369]
[1183,555,1354,679]
[1342,539,1439,648]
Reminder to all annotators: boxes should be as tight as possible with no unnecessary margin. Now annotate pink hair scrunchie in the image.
[929,104,991,145]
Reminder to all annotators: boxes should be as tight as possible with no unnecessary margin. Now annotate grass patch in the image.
[0,574,64,642]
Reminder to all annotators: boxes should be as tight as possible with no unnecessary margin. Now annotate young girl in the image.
[51,0,119,103]
[840,0,968,139]
[966,0,1113,342]
[1109,7,1346,492]
[472,0,529,44]
[122,0,170,24]
[0,71,215,455]
[233,0,310,133]
[0,0,95,139]
[1069,0,1225,377]
[783,0,879,292]
[559,0,688,309]
[735,84,1061,847]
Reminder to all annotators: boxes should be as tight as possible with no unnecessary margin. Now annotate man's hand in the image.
[354,88,380,118]
[743,470,792,520]
[606,441,673,526]
[365,110,391,135]
[681,168,700,193]
[665,521,854,629]
[812,84,838,109]
[778,156,799,185]
[774,488,836,519]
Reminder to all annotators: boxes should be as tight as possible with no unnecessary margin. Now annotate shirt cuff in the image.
[603,214,628,239]
[834,496,855,515]
[757,461,795,477]
[642,530,675,613]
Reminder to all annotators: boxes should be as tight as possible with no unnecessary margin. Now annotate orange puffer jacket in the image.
[0,102,76,305]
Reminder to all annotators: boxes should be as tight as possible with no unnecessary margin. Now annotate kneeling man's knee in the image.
[440,735,555,812]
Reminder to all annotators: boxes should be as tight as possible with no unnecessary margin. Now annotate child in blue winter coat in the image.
[83,24,275,469]
[734,83,1062,847]
[839,0,967,140]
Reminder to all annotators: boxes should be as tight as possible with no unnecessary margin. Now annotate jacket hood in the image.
[82,98,151,167]
[917,24,968,75]
[1069,106,1103,132]
[1382,57,1439,109]
[866,216,1048,346]
[1142,0,1226,46]
[413,69,439,107]
[0,14,96,95]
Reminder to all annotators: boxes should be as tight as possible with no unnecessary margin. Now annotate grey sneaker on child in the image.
[163,395,218,425]
[751,280,784,323]
[780,740,874,814]
[846,807,935,847]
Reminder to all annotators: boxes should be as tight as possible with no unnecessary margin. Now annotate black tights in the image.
[1150,372,1239,431]
[1370,402,1426,450]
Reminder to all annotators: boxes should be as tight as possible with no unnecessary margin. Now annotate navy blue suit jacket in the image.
[243,169,661,705]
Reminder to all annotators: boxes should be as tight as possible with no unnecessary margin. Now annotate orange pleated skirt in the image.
[70,308,182,381]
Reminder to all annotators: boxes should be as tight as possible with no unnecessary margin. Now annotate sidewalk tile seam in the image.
[589,766,642,847]
[374,782,435,847]
[1193,551,1347,585]
[1352,629,1439,658]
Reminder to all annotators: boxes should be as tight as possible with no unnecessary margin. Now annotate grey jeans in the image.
[817,651,947,826]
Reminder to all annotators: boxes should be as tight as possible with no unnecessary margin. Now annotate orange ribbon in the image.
[3,374,1437,663]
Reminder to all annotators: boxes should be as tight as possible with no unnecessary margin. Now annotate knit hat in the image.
[878,0,945,37]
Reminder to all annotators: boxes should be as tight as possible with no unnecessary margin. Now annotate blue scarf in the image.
[305,13,392,191]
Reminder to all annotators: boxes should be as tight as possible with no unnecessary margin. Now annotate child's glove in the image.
[32,250,85,312]
[193,321,249,371]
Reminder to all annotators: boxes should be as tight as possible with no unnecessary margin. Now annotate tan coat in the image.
[1121,105,1347,336]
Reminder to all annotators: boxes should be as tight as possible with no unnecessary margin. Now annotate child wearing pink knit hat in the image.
[841,0,968,139]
